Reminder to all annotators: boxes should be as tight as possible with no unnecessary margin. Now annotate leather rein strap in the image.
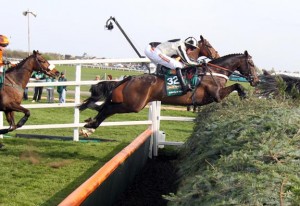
[207,62,250,80]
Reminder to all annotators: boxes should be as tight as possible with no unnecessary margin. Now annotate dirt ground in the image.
[113,151,179,206]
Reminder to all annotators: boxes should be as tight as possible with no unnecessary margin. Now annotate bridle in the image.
[34,54,51,73]
[243,56,256,83]
[206,54,256,84]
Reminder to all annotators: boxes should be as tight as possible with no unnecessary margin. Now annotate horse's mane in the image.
[209,53,243,64]
[5,55,32,74]
[257,74,300,98]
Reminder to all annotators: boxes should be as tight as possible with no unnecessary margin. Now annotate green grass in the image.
[0,104,196,206]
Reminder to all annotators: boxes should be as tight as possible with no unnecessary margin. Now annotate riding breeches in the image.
[144,45,183,70]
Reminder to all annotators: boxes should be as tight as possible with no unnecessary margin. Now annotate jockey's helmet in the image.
[0,35,9,47]
[184,37,199,49]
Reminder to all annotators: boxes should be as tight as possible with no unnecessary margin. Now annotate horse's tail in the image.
[78,76,133,111]
[78,81,118,111]
[258,74,300,98]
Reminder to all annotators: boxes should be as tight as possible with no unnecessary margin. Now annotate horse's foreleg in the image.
[8,104,31,129]
[0,111,16,134]
[16,109,30,128]
[218,83,246,100]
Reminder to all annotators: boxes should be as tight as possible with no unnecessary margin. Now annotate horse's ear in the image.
[200,35,204,41]
[244,50,249,57]
[33,50,37,55]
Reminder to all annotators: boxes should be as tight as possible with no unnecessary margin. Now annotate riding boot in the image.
[176,68,191,94]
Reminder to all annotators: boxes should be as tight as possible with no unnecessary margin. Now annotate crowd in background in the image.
[24,71,68,103]
[24,74,107,103]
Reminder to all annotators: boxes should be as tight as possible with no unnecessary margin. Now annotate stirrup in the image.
[180,84,192,94]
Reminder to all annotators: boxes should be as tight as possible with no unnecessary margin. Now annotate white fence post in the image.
[148,103,153,158]
[150,101,161,156]
[73,64,81,141]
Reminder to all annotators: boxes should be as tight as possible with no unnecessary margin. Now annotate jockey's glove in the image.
[3,60,11,65]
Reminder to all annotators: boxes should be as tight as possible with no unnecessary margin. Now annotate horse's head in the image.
[198,35,220,59]
[238,51,259,87]
[187,35,220,61]
[32,50,59,78]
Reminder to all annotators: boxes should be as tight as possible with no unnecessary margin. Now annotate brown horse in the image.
[0,50,59,134]
[79,51,259,130]
[187,35,220,112]
[189,35,220,60]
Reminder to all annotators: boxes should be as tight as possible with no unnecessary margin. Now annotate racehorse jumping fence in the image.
[0,58,195,156]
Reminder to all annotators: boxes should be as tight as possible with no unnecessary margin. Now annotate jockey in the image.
[0,35,10,67]
[144,37,199,94]
[0,35,10,86]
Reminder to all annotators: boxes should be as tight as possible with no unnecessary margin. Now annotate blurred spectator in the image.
[46,76,55,103]
[95,75,100,80]
[57,72,67,103]
[23,87,28,100]
[31,71,45,102]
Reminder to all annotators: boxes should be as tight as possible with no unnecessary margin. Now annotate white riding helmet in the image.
[184,37,199,49]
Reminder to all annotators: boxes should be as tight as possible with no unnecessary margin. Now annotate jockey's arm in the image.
[177,43,198,67]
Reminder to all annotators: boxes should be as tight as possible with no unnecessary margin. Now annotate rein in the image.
[207,62,249,79]
[205,72,229,80]
[34,55,48,72]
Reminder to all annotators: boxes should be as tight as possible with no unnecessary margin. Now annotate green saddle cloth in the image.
[164,74,199,96]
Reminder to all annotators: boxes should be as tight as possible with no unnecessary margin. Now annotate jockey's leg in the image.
[176,68,191,94]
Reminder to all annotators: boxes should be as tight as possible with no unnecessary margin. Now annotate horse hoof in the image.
[239,92,247,99]
[240,95,247,99]
[84,121,98,129]
[84,117,93,123]
[79,128,95,137]
[0,129,9,134]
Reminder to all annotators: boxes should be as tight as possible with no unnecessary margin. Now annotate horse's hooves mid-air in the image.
[84,117,93,123]
[0,129,9,135]
[79,128,95,137]
[84,119,99,129]
[239,92,247,99]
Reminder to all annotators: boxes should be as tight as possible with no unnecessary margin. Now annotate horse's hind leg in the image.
[84,102,140,129]
[0,111,16,134]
